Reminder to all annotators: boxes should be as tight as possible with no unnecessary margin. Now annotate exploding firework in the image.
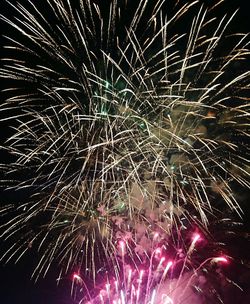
[0,0,249,293]
[72,231,231,304]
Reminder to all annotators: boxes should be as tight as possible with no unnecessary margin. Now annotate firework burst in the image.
[72,231,232,304]
[0,0,249,289]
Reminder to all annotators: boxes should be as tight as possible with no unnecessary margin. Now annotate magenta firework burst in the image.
[72,231,230,304]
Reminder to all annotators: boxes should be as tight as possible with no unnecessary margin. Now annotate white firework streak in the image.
[0,0,249,280]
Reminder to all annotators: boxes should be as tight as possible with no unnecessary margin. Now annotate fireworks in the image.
[73,231,231,304]
[0,0,249,302]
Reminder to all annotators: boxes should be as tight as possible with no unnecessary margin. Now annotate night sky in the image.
[0,1,250,303]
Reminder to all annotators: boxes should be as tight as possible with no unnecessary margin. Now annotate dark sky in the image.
[0,1,249,304]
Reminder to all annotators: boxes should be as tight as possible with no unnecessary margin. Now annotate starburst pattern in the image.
[0,0,249,291]
[72,231,231,304]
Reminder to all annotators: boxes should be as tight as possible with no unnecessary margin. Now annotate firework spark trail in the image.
[74,231,230,304]
[0,0,249,287]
